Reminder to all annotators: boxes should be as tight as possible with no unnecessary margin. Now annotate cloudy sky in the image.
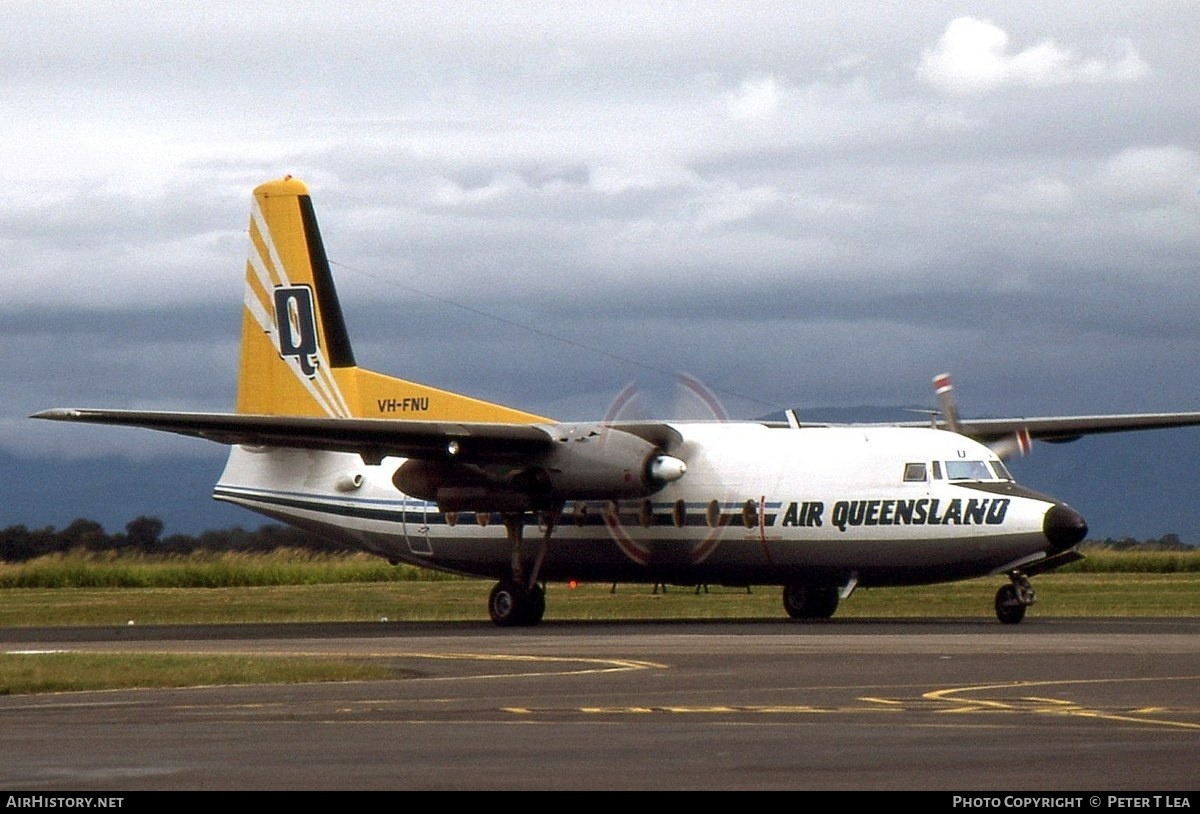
[3,2,1200,534]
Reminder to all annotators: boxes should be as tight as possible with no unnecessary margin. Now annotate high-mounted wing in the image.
[783,372,1200,459]
[957,412,1200,445]
[31,407,554,463]
[31,408,689,513]
[919,373,1200,458]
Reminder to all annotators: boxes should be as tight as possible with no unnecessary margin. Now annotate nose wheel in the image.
[995,573,1035,624]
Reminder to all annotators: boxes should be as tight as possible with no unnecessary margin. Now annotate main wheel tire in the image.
[526,583,546,625]
[808,587,840,619]
[488,580,545,627]
[782,584,839,620]
[994,583,1027,625]
[783,584,809,618]
[489,580,528,627]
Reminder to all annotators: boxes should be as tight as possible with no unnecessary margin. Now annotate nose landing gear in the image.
[995,572,1035,624]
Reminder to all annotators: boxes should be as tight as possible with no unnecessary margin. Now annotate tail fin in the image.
[237,176,549,424]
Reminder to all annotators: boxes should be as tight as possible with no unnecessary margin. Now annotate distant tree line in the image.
[0,516,351,562]
[1082,532,1194,551]
[0,516,1194,563]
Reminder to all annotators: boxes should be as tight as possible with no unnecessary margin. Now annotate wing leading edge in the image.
[31,408,555,464]
[30,407,686,466]
[934,412,1200,445]
[31,407,690,511]
[35,407,1200,459]
[915,372,1200,446]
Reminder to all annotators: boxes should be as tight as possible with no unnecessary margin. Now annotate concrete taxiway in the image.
[1,618,1198,790]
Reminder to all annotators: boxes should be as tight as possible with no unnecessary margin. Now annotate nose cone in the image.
[1044,503,1088,550]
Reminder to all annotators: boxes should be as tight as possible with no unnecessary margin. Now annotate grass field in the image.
[1,548,1195,695]
[1,547,1197,625]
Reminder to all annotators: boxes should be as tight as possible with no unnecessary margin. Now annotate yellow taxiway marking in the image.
[506,704,903,715]
[920,676,1200,731]
[501,676,1200,728]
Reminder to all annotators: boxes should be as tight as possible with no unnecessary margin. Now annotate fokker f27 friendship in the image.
[34,177,1200,625]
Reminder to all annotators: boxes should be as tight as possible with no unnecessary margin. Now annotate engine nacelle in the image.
[533,425,686,499]
[392,460,535,512]
[391,425,687,512]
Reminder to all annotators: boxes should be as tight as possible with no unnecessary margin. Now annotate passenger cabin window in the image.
[903,462,927,482]
[945,460,994,481]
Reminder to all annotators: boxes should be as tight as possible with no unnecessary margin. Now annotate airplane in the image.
[32,176,1200,626]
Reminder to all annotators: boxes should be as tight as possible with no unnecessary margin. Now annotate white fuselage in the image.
[214,423,1067,587]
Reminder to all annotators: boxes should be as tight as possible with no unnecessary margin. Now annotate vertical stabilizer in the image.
[236,176,549,424]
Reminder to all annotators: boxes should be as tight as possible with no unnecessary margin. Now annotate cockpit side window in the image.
[990,460,1013,481]
[945,460,994,481]
[903,462,927,482]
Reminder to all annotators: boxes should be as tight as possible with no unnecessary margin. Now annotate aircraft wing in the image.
[951,412,1200,445]
[786,406,1200,448]
[31,408,689,507]
[37,407,1200,455]
[31,408,556,464]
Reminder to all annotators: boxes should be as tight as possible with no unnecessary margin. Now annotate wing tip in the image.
[30,408,82,421]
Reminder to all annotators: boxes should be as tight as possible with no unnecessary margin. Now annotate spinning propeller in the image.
[603,374,729,424]
[933,372,1032,460]
[592,374,737,511]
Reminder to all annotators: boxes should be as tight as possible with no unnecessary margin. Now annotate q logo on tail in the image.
[274,285,320,378]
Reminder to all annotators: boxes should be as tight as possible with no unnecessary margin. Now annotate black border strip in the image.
[298,194,356,368]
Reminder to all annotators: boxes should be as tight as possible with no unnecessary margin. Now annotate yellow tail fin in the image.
[237,176,549,423]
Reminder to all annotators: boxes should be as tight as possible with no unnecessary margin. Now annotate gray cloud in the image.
[4,3,1200,534]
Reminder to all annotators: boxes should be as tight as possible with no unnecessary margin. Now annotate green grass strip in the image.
[0,651,395,695]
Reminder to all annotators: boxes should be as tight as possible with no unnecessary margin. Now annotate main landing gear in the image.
[487,508,559,627]
[488,578,546,627]
[782,584,840,620]
[995,571,1036,624]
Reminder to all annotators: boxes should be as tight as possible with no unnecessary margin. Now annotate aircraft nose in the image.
[1044,503,1088,550]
